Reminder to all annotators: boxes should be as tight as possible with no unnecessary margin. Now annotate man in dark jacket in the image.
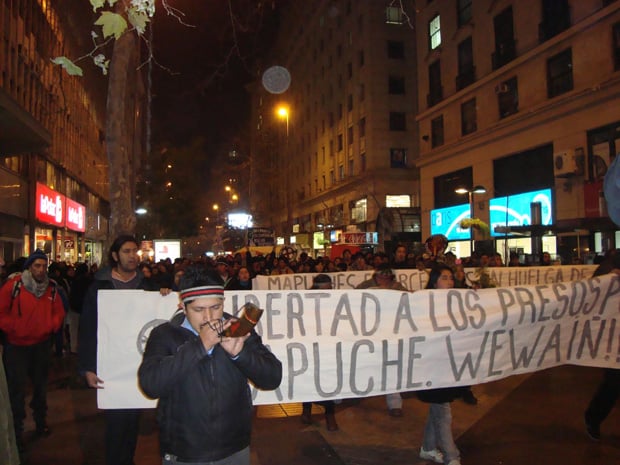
[138,265,282,465]
[78,235,165,465]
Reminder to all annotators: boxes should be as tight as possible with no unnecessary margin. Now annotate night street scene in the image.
[1,1,620,465]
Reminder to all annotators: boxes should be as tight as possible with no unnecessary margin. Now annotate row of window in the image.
[426,2,587,104]
[429,44,581,147]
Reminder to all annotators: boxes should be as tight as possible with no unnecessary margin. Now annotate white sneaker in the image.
[419,447,444,463]
[446,460,461,465]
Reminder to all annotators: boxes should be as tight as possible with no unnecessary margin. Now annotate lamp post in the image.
[455,185,487,255]
[276,105,292,236]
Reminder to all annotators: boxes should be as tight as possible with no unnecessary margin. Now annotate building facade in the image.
[0,0,146,265]
[415,0,620,264]
[249,0,421,256]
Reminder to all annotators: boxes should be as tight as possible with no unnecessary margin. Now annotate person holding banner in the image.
[356,263,408,417]
[138,265,282,465]
[584,250,620,441]
[417,264,463,465]
[78,235,168,465]
[300,273,339,431]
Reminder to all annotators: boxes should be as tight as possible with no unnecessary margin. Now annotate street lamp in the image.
[276,106,289,137]
[455,185,487,254]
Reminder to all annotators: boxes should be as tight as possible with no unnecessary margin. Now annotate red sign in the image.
[35,183,65,227]
[66,198,86,232]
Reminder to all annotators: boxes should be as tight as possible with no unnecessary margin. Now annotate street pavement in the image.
[18,355,620,465]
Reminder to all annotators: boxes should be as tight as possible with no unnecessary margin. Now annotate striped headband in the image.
[180,285,225,304]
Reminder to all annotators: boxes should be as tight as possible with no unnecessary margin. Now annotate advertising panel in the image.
[66,198,86,232]
[35,183,65,227]
[153,239,181,262]
[489,188,553,236]
[429,203,470,241]
[247,227,275,246]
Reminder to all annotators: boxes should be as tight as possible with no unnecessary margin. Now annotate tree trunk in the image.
[106,27,138,243]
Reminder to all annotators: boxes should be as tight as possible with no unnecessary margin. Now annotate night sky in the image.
[150,1,282,152]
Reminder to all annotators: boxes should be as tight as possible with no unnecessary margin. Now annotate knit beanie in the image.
[23,249,48,270]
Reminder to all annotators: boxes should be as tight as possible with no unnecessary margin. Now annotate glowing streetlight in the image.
[276,106,289,136]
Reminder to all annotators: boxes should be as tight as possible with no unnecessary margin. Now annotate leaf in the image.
[50,57,83,76]
[94,11,128,40]
[89,0,105,12]
[127,7,148,35]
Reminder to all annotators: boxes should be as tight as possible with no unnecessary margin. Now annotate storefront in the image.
[31,182,87,264]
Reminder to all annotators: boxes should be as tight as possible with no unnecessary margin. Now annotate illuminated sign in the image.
[66,198,86,232]
[153,240,181,262]
[429,203,471,240]
[489,188,553,236]
[313,231,325,249]
[35,183,65,227]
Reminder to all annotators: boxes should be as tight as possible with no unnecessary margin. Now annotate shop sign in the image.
[342,231,378,244]
[35,183,65,227]
[248,227,275,246]
[64,239,75,249]
[489,188,553,236]
[66,198,86,232]
[430,203,470,241]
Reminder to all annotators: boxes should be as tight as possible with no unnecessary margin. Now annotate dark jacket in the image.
[78,266,156,375]
[138,313,282,462]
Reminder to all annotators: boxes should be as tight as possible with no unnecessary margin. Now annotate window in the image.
[389,112,406,131]
[328,112,334,127]
[493,7,516,70]
[431,115,444,148]
[457,0,472,27]
[388,76,406,94]
[497,76,519,118]
[456,37,475,90]
[338,103,343,119]
[461,98,477,135]
[339,164,345,180]
[390,148,407,168]
[547,48,573,98]
[347,126,353,144]
[427,60,442,106]
[359,117,366,137]
[338,134,344,151]
[540,0,570,42]
[359,83,365,101]
[614,22,620,71]
[429,14,441,50]
[347,94,353,112]
[359,50,365,66]
[348,158,354,177]
[361,152,366,171]
[347,62,353,79]
[387,40,405,59]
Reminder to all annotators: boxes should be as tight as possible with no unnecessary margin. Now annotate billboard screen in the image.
[489,188,553,236]
[429,203,470,241]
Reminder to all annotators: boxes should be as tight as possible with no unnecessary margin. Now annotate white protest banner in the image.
[97,274,619,409]
[253,265,597,291]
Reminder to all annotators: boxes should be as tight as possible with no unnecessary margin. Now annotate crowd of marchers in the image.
[0,241,618,465]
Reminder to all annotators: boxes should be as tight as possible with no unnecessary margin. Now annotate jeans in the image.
[162,447,250,465]
[104,409,141,465]
[422,403,460,463]
[585,368,620,428]
[2,339,52,435]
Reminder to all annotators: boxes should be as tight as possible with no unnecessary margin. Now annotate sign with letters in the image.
[35,182,65,227]
[66,198,86,232]
[430,203,470,241]
[96,272,617,409]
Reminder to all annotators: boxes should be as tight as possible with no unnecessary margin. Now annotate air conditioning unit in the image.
[554,150,582,177]
[494,83,509,94]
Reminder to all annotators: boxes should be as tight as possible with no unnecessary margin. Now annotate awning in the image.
[0,88,51,154]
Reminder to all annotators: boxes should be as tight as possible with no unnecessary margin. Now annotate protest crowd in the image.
[0,240,618,465]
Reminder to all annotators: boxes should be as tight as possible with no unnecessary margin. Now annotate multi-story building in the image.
[249,1,421,256]
[0,0,145,264]
[415,0,619,263]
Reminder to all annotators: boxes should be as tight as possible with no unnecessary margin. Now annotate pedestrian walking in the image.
[0,249,65,454]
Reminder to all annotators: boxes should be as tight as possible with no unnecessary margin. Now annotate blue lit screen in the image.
[429,203,471,240]
[489,188,553,236]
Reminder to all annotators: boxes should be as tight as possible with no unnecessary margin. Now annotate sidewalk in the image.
[21,356,620,465]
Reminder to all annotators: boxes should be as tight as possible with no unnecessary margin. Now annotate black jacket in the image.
[78,266,156,375]
[138,313,282,462]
